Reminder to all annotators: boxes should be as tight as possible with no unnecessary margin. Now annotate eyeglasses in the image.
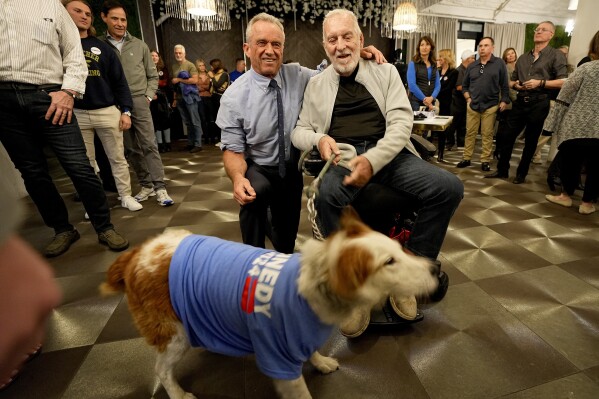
[534,28,553,33]
[480,64,485,74]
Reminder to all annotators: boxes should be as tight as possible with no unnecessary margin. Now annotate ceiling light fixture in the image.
[186,0,217,17]
[568,0,578,11]
[393,1,418,31]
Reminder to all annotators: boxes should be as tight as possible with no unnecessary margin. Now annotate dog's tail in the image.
[99,247,140,296]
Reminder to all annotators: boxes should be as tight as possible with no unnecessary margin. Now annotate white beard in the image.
[331,52,359,76]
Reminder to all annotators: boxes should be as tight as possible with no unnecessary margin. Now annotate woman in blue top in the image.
[407,36,441,112]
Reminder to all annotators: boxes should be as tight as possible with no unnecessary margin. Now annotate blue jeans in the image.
[0,83,113,234]
[178,99,203,147]
[316,143,464,259]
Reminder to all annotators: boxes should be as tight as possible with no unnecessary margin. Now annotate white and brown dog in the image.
[100,209,438,399]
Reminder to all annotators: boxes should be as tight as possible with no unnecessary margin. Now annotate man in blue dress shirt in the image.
[217,13,384,253]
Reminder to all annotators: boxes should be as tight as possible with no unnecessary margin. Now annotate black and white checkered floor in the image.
[3,139,599,399]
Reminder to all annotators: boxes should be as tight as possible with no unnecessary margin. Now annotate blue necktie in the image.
[269,79,286,177]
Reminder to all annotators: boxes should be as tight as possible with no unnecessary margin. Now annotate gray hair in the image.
[322,9,362,42]
[537,21,556,33]
[246,13,285,43]
[174,44,185,53]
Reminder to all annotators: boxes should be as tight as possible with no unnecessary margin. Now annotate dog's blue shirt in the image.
[169,235,333,380]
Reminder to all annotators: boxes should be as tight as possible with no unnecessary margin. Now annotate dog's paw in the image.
[313,356,339,374]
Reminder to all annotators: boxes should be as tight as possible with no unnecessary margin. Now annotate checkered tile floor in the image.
[3,139,599,399]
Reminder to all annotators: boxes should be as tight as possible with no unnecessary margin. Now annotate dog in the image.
[100,208,438,399]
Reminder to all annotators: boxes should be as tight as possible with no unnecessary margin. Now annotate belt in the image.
[517,93,548,103]
[0,82,60,91]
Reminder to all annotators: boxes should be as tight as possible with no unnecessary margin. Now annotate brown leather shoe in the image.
[44,229,80,257]
[98,229,129,252]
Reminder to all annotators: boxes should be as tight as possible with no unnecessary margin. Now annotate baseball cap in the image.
[461,49,476,60]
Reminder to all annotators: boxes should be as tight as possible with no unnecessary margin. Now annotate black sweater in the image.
[74,36,133,111]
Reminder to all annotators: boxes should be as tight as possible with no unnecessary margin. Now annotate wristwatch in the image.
[61,89,84,100]
[122,110,132,117]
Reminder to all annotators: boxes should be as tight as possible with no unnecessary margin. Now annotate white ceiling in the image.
[421,0,576,26]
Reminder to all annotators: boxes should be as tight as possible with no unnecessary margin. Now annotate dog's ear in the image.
[339,206,370,238]
[329,244,374,299]
[99,247,140,295]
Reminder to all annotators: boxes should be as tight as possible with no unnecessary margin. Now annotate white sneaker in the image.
[155,189,174,206]
[121,195,143,211]
[134,187,155,202]
[214,141,222,147]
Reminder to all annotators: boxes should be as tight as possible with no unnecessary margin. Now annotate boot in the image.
[437,148,444,162]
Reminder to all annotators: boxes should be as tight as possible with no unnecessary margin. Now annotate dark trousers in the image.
[198,95,213,142]
[559,139,599,202]
[316,144,464,260]
[240,161,303,253]
[496,97,550,178]
[0,84,113,234]
[210,94,222,142]
[447,106,466,148]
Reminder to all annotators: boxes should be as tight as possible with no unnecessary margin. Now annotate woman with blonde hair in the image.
[195,59,213,143]
[435,49,458,161]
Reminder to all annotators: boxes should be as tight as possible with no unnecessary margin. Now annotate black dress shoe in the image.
[485,171,508,179]
[481,162,491,172]
[456,160,471,168]
[513,175,525,184]
[430,271,449,302]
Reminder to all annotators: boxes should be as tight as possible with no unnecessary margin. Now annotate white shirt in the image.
[0,0,87,93]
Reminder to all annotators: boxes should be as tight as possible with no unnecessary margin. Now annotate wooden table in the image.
[412,115,453,133]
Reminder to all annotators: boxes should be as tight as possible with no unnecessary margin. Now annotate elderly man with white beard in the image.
[291,9,463,337]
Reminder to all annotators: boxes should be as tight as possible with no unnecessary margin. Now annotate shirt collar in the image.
[106,31,128,43]
[249,68,283,92]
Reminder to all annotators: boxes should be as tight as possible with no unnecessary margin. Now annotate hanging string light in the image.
[186,0,217,17]
[164,0,230,31]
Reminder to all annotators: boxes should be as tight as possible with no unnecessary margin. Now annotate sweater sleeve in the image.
[362,64,414,175]
[107,46,133,111]
[143,44,159,99]
[462,65,471,95]
[431,68,441,99]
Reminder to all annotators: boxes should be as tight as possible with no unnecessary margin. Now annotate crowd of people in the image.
[1,0,597,392]
[403,24,597,213]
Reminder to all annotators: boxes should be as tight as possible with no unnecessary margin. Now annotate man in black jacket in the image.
[65,0,142,212]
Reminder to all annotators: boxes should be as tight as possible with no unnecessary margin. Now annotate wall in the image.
[569,0,598,67]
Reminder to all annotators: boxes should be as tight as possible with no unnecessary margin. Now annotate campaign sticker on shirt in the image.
[443,76,448,81]
[91,47,102,55]
[159,71,164,77]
